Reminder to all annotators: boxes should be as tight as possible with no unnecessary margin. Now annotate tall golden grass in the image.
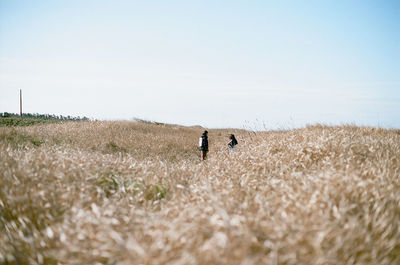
[1,121,399,264]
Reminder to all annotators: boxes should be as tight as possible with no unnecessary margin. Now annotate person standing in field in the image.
[228,134,238,153]
[199,130,209,160]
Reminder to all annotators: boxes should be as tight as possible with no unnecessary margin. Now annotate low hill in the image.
[0,121,399,264]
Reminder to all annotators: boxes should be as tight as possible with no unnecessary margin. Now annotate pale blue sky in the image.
[1,0,399,129]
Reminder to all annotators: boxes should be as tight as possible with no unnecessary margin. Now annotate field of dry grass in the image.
[1,120,399,265]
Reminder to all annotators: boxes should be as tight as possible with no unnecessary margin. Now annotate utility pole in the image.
[20,89,22,117]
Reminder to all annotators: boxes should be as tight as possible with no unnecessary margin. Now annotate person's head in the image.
[203,130,208,135]
[230,134,235,140]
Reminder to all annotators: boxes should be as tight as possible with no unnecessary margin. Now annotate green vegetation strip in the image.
[0,112,90,127]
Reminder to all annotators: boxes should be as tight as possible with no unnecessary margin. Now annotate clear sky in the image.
[1,0,399,129]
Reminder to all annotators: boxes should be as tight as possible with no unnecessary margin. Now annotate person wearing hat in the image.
[199,130,209,160]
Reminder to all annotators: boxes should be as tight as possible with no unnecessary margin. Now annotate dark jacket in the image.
[200,134,209,151]
[228,136,238,148]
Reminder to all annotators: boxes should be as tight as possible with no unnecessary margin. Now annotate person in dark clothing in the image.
[228,134,238,153]
[199,130,209,160]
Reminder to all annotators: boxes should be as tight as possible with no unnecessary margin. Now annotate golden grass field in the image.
[1,121,400,265]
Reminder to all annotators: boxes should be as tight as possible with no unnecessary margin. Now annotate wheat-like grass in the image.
[1,121,399,264]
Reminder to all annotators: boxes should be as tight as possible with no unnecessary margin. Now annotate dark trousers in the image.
[201,150,208,160]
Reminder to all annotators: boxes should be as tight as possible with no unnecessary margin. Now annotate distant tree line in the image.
[0,112,90,121]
